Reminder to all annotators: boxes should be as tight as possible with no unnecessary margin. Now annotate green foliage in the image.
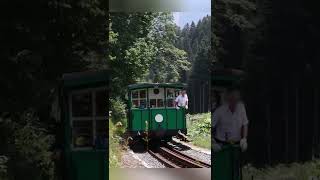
[109,121,122,168]
[109,12,190,97]
[243,161,320,180]
[187,113,211,149]
[148,43,190,83]
[109,12,157,96]
[176,15,211,64]
[147,13,190,83]
[0,110,55,180]
[13,110,55,179]
[213,0,256,67]
[110,98,126,125]
[0,156,8,179]
[123,38,156,82]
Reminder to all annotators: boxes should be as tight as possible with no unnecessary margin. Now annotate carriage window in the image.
[157,99,164,107]
[131,89,147,108]
[166,88,180,107]
[73,121,93,148]
[71,88,107,149]
[72,93,92,117]
[149,88,164,108]
[150,99,156,107]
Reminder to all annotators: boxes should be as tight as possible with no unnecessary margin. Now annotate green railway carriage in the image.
[127,83,187,140]
[58,70,108,180]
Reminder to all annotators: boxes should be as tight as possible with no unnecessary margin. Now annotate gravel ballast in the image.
[135,151,166,168]
[167,141,211,166]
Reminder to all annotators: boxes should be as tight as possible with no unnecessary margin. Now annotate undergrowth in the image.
[186,113,211,149]
[109,120,123,168]
[243,161,320,180]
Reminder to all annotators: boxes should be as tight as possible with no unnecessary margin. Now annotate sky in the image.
[173,0,210,28]
[173,12,210,28]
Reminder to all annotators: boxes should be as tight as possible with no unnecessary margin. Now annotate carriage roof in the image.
[212,68,245,87]
[128,83,186,90]
[62,70,109,88]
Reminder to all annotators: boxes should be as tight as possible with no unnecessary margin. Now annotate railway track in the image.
[148,143,211,168]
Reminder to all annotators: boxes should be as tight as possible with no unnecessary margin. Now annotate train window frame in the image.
[166,88,181,108]
[69,87,108,150]
[148,88,165,109]
[131,89,147,109]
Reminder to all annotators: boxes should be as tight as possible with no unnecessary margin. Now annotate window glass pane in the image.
[132,91,139,99]
[167,89,175,98]
[132,100,139,108]
[140,90,146,98]
[73,120,92,148]
[157,99,164,107]
[72,92,92,117]
[167,99,174,107]
[150,99,156,108]
[96,90,107,116]
[95,120,107,149]
[139,100,146,108]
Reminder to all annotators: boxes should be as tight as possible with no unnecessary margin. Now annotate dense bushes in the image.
[0,155,8,179]
[243,161,320,180]
[186,113,211,149]
[110,98,126,125]
[0,110,55,180]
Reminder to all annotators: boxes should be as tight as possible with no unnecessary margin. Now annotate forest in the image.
[108,12,211,115]
[0,2,210,178]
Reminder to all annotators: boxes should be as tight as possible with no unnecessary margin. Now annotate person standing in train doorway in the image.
[175,89,189,110]
[213,86,248,151]
[212,86,249,179]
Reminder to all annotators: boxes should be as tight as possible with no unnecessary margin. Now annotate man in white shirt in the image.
[212,87,248,152]
[175,90,188,109]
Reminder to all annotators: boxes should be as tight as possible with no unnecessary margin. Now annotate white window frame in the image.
[69,86,108,151]
[131,89,147,109]
[148,88,165,109]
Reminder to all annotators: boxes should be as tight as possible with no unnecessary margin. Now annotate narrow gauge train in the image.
[127,83,187,142]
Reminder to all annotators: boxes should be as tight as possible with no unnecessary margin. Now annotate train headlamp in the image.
[155,114,163,123]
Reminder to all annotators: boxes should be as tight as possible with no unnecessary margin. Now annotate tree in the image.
[212,0,256,68]
[108,12,157,97]
[146,13,190,83]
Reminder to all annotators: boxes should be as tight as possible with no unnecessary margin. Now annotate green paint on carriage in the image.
[70,151,106,180]
[130,109,150,131]
[213,145,241,180]
[61,70,108,180]
[127,83,187,138]
[150,109,168,130]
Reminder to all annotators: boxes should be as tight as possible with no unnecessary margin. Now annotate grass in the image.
[242,160,320,180]
[186,113,211,149]
[109,119,126,168]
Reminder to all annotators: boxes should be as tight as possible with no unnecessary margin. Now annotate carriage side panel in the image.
[167,109,177,129]
[150,109,167,130]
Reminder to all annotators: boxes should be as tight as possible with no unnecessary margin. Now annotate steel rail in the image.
[148,149,180,168]
[162,144,211,168]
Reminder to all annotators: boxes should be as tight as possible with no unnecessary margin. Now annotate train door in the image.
[67,87,107,180]
[61,71,108,180]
